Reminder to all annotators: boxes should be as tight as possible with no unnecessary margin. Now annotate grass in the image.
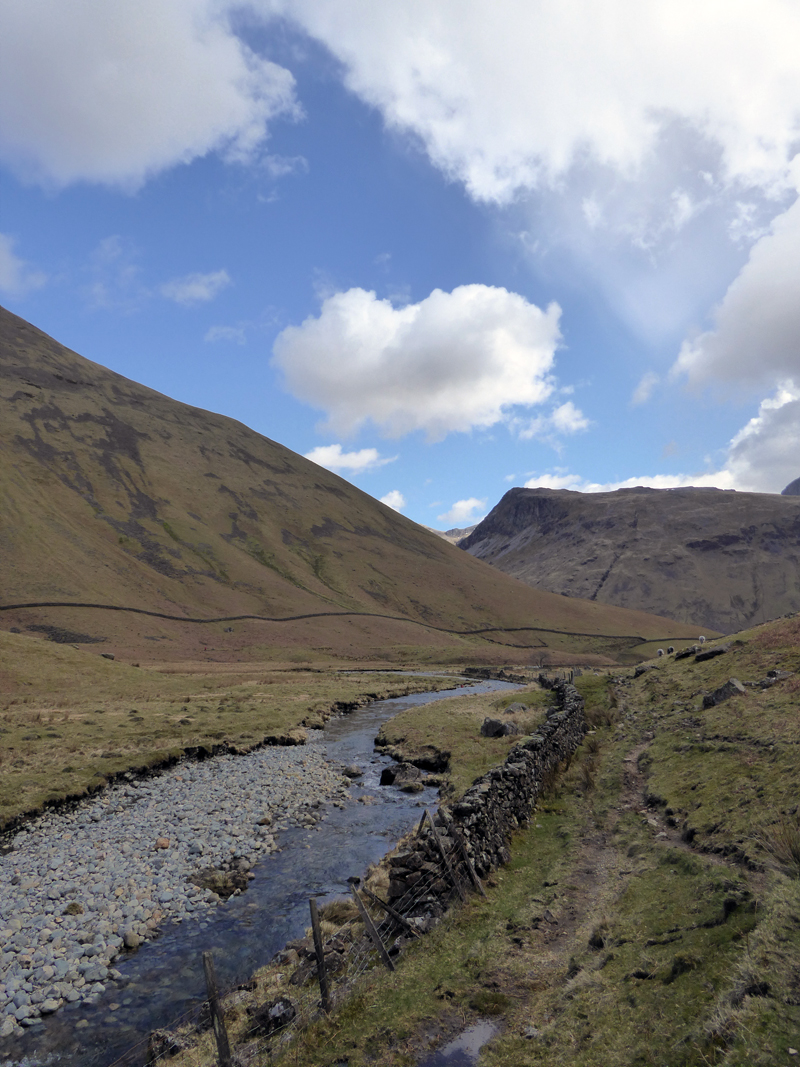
[0,630,457,828]
[184,619,799,1067]
[375,686,552,799]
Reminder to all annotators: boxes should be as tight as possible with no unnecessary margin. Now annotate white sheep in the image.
[657,648,664,657]
[698,635,706,644]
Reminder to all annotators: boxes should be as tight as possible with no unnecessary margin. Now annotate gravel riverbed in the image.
[0,733,351,1040]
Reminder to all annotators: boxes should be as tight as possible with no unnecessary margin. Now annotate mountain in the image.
[0,307,703,666]
[424,524,477,545]
[460,485,800,634]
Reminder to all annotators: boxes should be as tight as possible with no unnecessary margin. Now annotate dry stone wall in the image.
[386,680,586,908]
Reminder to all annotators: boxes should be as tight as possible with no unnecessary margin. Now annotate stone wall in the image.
[386,681,586,908]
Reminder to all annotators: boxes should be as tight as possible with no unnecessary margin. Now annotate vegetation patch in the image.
[0,631,455,828]
[375,686,551,799]
[171,623,800,1067]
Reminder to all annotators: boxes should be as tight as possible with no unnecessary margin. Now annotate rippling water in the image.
[4,678,517,1067]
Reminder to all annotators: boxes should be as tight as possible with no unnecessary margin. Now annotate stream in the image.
[3,678,518,1067]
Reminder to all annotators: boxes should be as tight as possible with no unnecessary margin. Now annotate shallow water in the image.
[417,1020,499,1066]
[3,678,517,1067]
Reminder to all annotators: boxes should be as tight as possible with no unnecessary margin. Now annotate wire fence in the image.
[108,806,478,1067]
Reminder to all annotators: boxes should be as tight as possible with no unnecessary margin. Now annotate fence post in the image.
[424,809,467,902]
[309,897,332,1013]
[362,885,422,938]
[351,887,395,971]
[448,821,487,898]
[202,951,232,1067]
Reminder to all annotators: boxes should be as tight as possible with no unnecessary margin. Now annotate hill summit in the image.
[461,485,800,634]
[0,307,701,665]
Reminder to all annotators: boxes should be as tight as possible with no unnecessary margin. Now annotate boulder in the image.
[503,702,528,715]
[247,996,297,1036]
[379,762,424,788]
[695,644,729,663]
[481,718,520,738]
[703,678,746,708]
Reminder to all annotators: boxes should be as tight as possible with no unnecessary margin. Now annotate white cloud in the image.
[161,269,231,306]
[265,2,800,378]
[273,285,561,440]
[304,443,396,474]
[205,324,247,344]
[0,233,46,296]
[518,400,589,441]
[0,0,300,188]
[437,497,487,526]
[673,196,800,389]
[379,489,406,511]
[270,1,800,203]
[631,371,660,406]
[525,384,800,495]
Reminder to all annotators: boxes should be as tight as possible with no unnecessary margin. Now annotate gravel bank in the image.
[0,734,350,1039]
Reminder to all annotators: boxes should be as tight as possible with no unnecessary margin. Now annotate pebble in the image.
[0,737,353,1035]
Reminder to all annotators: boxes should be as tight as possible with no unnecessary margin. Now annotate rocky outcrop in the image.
[460,485,800,634]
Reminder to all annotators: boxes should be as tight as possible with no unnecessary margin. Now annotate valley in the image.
[1,307,798,1067]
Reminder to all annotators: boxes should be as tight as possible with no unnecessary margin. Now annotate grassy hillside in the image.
[0,306,704,666]
[240,616,800,1067]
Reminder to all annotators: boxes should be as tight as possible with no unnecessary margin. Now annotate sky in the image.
[2,2,800,530]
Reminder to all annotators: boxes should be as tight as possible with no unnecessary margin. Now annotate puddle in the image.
[417,1020,499,1066]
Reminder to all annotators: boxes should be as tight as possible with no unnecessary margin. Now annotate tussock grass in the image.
[376,686,550,799]
[229,621,800,1067]
[0,632,455,828]
[757,813,800,879]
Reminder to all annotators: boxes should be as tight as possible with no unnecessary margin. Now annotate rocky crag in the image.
[461,485,800,633]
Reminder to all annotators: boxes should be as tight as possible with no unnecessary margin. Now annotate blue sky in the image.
[2,2,800,529]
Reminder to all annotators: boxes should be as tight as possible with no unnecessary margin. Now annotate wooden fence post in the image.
[424,809,467,902]
[309,897,332,1013]
[362,886,422,938]
[351,887,395,971]
[448,821,487,898]
[202,951,232,1067]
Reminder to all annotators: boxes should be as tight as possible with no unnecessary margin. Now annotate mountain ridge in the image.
[0,307,703,665]
[461,485,800,633]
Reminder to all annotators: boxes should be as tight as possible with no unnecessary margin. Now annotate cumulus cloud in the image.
[161,269,231,306]
[0,233,46,296]
[517,400,589,442]
[437,498,487,526]
[673,196,800,389]
[304,443,396,474]
[379,489,406,511]
[269,1,800,203]
[0,0,300,188]
[265,2,800,384]
[273,285,561,440]
[525,385,800,495]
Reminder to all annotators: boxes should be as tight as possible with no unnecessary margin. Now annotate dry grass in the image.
[0,631,457,828]
[375,686,551,799]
